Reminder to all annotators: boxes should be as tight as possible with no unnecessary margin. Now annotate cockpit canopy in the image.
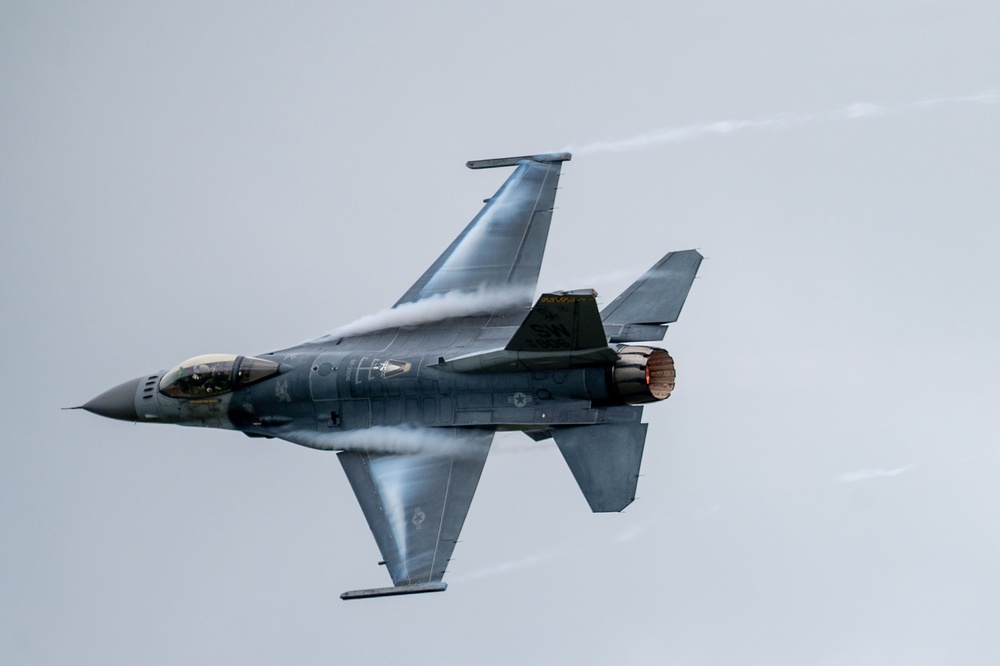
[158,354,281,399]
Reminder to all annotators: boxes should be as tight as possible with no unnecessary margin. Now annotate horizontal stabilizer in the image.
[341,582,447,601]
[602,323,668,343]
[601,250,703,327]
[553,423,648,512]
[466,152,572,169]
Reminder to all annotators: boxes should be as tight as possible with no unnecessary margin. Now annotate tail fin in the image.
[436,291,616,372]
[505,290,608,353]
[601,250,702,343]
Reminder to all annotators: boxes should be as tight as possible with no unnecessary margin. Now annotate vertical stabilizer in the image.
[506,291,608,352]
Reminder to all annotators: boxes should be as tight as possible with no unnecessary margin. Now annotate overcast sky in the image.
[3,2,1000,664]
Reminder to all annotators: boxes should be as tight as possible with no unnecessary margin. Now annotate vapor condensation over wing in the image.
[314,286,530,340]
[367,455,414,580]
[281,426,481,457]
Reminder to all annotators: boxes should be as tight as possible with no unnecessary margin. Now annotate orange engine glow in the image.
[612,346,675,404]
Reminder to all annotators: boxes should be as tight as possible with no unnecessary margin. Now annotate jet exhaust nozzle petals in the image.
[82,377,141,422]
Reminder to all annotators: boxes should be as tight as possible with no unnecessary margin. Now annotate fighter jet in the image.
[79,152,702,599]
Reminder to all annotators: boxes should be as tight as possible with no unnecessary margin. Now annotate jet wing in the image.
[393,153,571,313]
[337,429,493,599]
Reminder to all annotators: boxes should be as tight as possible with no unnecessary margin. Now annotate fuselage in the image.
[83,287,680,448]
[95,343,665,450]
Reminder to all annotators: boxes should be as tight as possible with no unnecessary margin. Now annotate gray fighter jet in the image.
[80,152,702,599]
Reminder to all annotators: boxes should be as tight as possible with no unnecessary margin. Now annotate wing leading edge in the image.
[393,153,571,313]
[337,429,493,599]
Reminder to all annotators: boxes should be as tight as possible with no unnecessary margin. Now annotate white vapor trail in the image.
[613,523,644,543]
[449,550,561,584]
[566,90,999,155]
[569,114,805,155]
[836,466,913,484]
[281,426,477,457]
[451,522,649,583]
[314,286,529,340]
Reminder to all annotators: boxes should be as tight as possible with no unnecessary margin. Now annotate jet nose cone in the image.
[82,377,141,422]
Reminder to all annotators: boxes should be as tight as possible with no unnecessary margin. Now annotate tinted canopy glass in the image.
[159,354,280,399]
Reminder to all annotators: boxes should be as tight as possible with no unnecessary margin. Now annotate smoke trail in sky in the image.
[569,115,806,155]
[613,523,644,543]
[567,91,1000,155]
[314,286,529,340]
[449,550,562,583]
[836,466,913,484]
[452,521,648,582]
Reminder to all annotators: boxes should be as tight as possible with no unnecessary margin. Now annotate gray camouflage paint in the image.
[80,153,701,598]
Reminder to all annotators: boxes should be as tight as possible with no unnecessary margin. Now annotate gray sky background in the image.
[3,2,999,664]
